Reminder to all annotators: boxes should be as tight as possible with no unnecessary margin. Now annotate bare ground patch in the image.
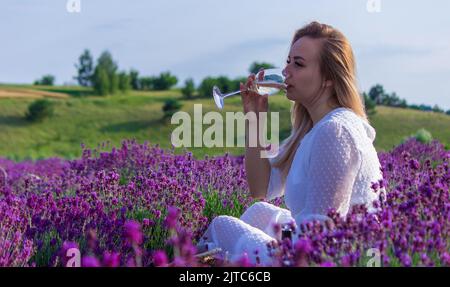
[0,87,69,99]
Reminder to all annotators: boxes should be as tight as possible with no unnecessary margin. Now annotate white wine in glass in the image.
[212,68,287,109]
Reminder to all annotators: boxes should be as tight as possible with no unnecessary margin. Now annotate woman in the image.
[197,21,385,265]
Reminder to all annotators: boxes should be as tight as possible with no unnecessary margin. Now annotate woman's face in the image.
[283,36,330,104]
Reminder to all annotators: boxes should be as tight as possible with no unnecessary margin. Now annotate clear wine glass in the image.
[212,68,287,109]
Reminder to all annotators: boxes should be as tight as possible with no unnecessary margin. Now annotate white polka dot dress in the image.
[198,107,385,265]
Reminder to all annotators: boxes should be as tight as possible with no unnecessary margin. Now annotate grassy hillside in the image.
[0,84,449,161]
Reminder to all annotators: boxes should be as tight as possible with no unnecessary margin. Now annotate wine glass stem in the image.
[222,90,242,99]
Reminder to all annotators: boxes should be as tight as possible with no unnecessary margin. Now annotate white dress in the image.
[198,107,385,265]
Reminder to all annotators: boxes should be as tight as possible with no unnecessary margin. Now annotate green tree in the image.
[162,99,183,120]
[74,49,94,87]
[362,92,376,116]
[419,104,433,112]
[249,62,276,74]
[129,69,140,90]
[181,78,195,99]
[25,99,54,122]
[153,71,178,90]
[91,51,119,95]
[139,76,154,90]
[97,51,118,76]
[384,92,401,106]
[110,72,119,94]
[93,67,110,96]
[398,98,408,108]
[432,104,444,113]
[409,104,420,110]
[34,74,55,86]
[368,84,386,105]
[198,77,218,98]
[230,77,248,91]
[198,76,238,98]
[216,76,232,94]
[118,71,131,93]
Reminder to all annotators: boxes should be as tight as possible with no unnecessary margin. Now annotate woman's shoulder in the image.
[313,108,356,134]
[311,108,371,142]
[328,107,360,125]
[320,108,376,144]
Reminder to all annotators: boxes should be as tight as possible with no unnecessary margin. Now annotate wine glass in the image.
[212,68,287,109]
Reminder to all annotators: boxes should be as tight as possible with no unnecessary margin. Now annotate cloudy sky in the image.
[1,0,449,109]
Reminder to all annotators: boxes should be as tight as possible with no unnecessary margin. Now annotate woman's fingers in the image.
[240,82,246,95]
[246,73,257,92]
[259,94,268,104]
[257,68,264,82]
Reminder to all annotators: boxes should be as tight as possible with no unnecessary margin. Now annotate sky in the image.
[1,0,449,110]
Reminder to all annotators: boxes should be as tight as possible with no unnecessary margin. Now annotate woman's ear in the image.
[323,80,333,88]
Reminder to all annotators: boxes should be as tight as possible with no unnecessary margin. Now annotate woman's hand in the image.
[240,69,269,114]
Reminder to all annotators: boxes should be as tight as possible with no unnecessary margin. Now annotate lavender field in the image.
[0,138,449,267]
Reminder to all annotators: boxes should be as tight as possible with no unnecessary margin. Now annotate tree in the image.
[432,104,444,113]
[129,69,140,90]
[91,51,118,95]
[362,92,376,116]
[368,84,386,105]
[216,76,233,94]
[97,51,118,76]
[419,104,433,112]
[384,92,401,106]
[197,75,246,98]
[153,71,178,90]
[74,49,94,87]
[162,99,182,120]
[249,62,276,74]
[110,72,119,95]
[181,78,195,99]
[198,77,218,98]
[118,71,131,93]
[230,77,248,91]
[34,74,55,86]
[446,110,450,116]
[139,77,154,90]
[409,104,420,110]
[25,99,54,122]
[398,98,408,108]
[93,66,110,96]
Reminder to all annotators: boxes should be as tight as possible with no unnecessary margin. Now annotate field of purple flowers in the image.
[0,138,449,267]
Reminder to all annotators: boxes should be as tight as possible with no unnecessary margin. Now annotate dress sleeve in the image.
[265,147,286,201]
[294,121,361,225]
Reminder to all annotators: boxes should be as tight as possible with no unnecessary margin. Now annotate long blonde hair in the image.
[272,21,369,180]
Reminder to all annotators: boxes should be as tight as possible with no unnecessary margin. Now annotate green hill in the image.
[0,85,449,161]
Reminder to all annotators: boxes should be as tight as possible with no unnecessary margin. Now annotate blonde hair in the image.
[272,21,369,180]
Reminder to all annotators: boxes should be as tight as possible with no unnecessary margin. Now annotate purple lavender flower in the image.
[164,206,180,229]
[82,256,100,267]
[124,220,143,245]
[0,137,448,267]
[152,250,168,267]
[102,251,120,267]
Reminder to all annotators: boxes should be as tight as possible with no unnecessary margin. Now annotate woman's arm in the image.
[244,117,271,199]
[240,71,271,199]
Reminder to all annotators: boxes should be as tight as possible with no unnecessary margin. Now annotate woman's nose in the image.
[282,67,288,78]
